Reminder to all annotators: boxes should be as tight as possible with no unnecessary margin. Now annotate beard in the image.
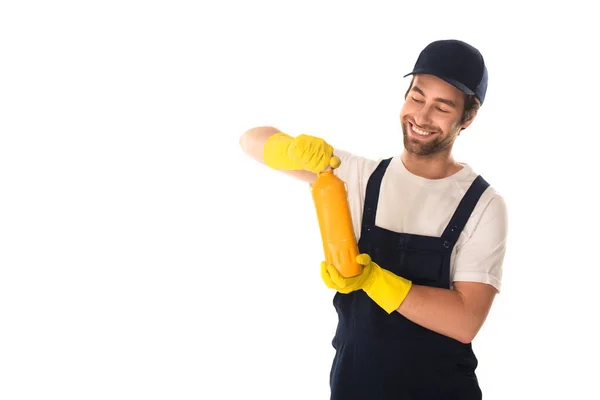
[401,120,459,156]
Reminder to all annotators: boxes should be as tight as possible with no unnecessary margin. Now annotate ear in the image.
[461,109,478,130]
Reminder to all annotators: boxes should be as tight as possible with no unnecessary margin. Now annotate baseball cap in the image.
[404,39,488,105]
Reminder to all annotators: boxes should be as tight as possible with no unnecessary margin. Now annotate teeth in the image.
[412,125,434,136]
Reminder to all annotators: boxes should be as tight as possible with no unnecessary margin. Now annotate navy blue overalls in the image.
[330,158,490,400]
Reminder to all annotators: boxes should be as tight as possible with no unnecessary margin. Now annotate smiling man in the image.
[240,39,507,400]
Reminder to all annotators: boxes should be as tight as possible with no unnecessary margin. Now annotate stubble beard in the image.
[401,121,460,157]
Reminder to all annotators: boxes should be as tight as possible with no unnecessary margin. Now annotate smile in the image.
[408,122,438,138]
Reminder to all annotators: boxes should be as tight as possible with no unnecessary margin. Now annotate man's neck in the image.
[400,150,463,180]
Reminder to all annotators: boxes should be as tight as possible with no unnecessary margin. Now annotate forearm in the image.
[239,126,280,164]
[396,284,481,344]
[325,255,496,343]
[239,126,318,183]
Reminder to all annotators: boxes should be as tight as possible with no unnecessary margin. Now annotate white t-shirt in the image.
[332,149,508,293]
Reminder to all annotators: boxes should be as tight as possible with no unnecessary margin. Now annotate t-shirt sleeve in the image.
[452,194,509,293]
[332,148,380,241]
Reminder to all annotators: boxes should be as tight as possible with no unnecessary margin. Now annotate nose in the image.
[414,106,435,128]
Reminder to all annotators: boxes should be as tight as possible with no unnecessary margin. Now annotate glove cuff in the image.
[364,266,412,314]
[263,132,302,170]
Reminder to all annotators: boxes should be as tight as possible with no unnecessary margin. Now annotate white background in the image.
[1,1,599,399]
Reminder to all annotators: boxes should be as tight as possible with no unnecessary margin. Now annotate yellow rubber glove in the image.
[321,254,413,314]
[263,132,333,173]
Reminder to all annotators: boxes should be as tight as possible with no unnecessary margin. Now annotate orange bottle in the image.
[311,156,362,278]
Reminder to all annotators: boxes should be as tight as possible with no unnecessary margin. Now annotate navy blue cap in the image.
[404,39,488,105]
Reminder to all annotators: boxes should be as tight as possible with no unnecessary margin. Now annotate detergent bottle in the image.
[311,156,362,278]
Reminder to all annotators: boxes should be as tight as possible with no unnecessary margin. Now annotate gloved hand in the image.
[263,132,333,173]
[321,254,413,314]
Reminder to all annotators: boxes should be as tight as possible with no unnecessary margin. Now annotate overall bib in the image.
[330,158,490,400]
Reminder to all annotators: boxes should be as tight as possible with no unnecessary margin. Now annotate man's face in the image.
[400,74,469,156]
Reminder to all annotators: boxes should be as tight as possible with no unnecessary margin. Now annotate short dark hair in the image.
[404,77,480,126]
[461,94,480,125]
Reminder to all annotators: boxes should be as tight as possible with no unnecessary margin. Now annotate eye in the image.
[436,107,449,113]
[411,97,424,103]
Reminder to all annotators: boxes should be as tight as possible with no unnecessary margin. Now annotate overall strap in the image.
[440,175,490,249]
[361,158,392,230]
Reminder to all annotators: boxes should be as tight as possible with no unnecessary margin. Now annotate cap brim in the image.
[403,69,475,96]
